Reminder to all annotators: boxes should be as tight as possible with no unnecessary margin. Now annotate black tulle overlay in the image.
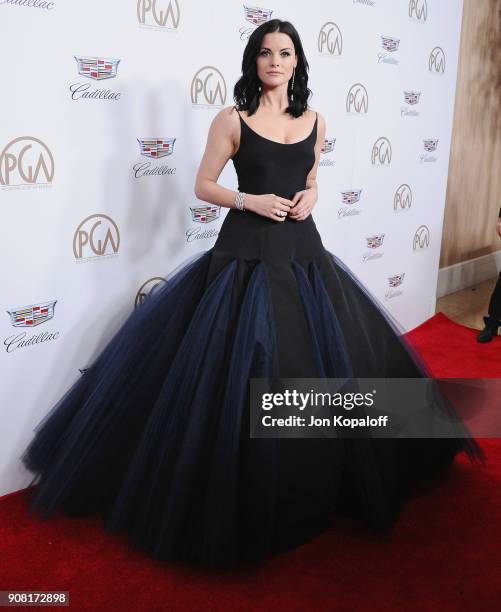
[22,110,485,569]
[21,238,485,569]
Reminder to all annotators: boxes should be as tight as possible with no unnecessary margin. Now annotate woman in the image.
[21,19,484,570]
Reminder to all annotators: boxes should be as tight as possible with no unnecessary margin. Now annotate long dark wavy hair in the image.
[233,19,312,118]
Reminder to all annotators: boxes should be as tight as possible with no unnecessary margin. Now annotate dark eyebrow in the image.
[260,47,293,51]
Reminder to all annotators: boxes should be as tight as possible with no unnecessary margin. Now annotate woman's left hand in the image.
[288,187,317,221]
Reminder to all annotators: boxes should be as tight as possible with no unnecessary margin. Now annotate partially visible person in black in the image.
[477,206,501,342]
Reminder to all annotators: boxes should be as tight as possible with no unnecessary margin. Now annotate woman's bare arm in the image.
[194,107,247,209]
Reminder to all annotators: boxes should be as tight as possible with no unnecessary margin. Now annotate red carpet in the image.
[1,313,500,611]
[407,311,501,377]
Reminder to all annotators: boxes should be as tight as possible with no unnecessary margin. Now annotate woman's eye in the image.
[259,51,291,57]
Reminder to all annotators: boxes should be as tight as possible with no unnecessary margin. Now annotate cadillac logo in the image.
[243,4,273,26]
[74,56,120,80]
[341,190,362,205]
[381,36,400,52]
[137,138,176,158]
[388,274,405,288]
[404,91,421,105]
[7,300,57,327]
[190,205,220,223]
[366,234,385,249]
[423,139,438,152]
[322,138,336,154]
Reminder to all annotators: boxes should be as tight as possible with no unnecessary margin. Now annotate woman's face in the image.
[256,31,297,91]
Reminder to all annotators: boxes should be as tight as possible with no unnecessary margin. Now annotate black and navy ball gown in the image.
[21,108,484,570]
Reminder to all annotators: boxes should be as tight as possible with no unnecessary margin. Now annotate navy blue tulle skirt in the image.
[21,209,484,569]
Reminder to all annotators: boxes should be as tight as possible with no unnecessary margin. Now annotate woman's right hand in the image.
[246,193,294,222]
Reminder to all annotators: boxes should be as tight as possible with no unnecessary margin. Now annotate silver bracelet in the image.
[234,191,246,211]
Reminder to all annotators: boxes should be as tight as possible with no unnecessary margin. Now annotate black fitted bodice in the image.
[213,107,322,265]
[231,109,317,201]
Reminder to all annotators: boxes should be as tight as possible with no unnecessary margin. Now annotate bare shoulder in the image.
[209,106,239,139]
[308,108,325,127]
[203,106,240,158]
[309,109,326,141]
[212,105,240,129]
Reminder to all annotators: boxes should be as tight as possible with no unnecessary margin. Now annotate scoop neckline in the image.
[236,110,318,146]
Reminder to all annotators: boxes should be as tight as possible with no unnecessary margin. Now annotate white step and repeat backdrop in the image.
[1,0,462,495]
